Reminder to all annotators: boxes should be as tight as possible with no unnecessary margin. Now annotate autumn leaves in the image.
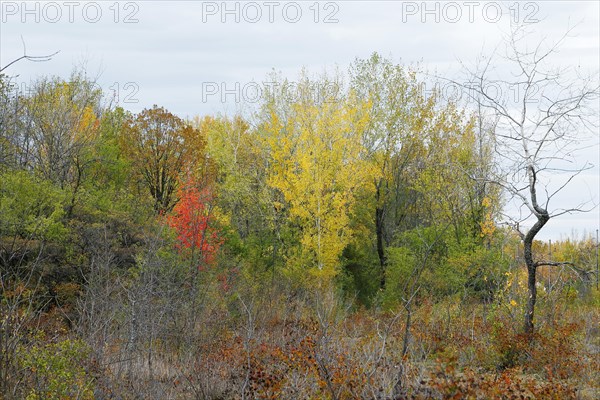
[263,79,372,281]
[116,56,497,290]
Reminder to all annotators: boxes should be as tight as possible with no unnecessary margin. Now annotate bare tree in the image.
[463,24,599,334]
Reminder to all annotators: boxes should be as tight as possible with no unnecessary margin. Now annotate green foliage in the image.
[0,169,67,241]
[18,335,93,400]
[89,107,132,191]
[380,246,417,308]
[339,243,381,307]
[381,227,511,307]
[379,225,444,307]
[451,240,510,302]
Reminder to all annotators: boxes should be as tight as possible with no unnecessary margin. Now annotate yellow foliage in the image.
[479,196,496,238]
[263,79,373,279]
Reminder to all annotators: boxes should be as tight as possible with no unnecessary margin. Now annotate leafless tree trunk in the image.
[460,24,599,335]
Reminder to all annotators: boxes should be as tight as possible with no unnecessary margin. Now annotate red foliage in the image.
[166,178,222,267]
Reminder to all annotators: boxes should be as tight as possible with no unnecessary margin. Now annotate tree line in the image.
[1,29,598,399]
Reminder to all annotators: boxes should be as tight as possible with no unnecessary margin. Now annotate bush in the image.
[18,335,94,400]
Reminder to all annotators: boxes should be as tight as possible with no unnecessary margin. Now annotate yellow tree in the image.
[262,74,372,281]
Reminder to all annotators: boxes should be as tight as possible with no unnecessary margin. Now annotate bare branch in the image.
[534,260,574,268]
[0,36,60,73]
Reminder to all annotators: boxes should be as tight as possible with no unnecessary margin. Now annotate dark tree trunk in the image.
[523,217,547,335]
[522,166,550,335]
[376,205,386,289]
[375,178,388,290]
[524,261,537,335]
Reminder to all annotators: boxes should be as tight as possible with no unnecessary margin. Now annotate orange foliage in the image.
[166,177,222,268]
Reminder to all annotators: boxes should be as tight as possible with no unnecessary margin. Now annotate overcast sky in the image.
[1,0,598,240]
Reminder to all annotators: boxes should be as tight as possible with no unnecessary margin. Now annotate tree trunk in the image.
[520,163,550,335]
[376,206,386,289]
[374,179,387,290]
[522,212,549,335]
[401,306,412,357]
[524,262,537,335]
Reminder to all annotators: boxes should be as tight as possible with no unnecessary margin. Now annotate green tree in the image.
[349,53,498,290]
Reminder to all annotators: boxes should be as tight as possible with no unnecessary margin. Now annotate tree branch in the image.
[0,36,60,73]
